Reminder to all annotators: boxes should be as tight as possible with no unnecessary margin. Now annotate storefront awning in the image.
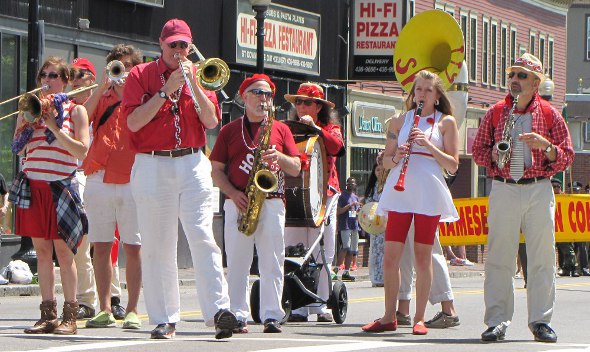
[565,94,590,120]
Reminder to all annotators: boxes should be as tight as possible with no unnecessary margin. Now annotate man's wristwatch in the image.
[158,90,168,99]
[544,144,553,153]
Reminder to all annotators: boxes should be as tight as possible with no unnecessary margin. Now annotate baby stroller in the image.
[249,195,348,324]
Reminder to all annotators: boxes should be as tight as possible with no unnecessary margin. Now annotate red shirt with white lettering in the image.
[121,58,221,152]
[209,116,300,196]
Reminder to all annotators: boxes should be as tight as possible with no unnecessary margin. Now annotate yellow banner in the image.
[438,194,590,246]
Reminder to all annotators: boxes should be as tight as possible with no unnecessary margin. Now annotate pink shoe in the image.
[351,263,358,271]
[413,322,428,335]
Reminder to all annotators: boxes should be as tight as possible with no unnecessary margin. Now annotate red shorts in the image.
[385,211,440,245]
[16,179,60,240]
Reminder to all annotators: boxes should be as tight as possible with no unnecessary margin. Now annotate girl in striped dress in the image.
[10,56,89,335]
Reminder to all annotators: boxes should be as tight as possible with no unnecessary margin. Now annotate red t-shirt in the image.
[121,58,221,152]
[209,117,300,196]
[319,122,344,196]
[81,88,135,184]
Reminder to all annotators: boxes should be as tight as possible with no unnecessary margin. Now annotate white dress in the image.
[377,109,459,222]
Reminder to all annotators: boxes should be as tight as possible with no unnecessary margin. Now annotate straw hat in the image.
[284,82,334,108]
[506,53,545,81]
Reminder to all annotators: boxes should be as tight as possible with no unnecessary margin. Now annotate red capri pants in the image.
[385,211,441,245]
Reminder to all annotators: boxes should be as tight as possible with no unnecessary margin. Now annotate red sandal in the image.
[362,319,397,332]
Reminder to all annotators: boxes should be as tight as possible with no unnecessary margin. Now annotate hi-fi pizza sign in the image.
[351,0,405,80]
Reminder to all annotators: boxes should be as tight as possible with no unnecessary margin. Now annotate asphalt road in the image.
[1,275,590,352]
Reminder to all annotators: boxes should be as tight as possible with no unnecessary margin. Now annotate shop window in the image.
[350,147,382,197]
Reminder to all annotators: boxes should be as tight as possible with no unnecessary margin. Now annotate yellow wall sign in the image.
[438,194,590,246]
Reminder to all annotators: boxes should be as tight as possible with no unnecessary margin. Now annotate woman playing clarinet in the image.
[362,70,459,335]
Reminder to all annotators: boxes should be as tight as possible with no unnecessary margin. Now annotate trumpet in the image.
[0,84,98,123]
[174,43,230,114]
[106,60,127,85]
[0,84,48,107]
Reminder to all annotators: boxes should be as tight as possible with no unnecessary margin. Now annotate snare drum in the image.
[283,121,328,227]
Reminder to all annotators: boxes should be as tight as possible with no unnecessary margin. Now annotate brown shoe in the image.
[24,300,59,334]
[54,301,78,335]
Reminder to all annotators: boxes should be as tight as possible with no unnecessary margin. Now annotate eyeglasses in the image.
[169,41,189,49]
[508,71,529,80]
[295,98,315,106]
[39,72,60,80]
[70,69,92,80]
[247,88,273,98]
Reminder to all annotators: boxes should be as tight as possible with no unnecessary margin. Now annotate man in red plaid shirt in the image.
[473,53,574,344]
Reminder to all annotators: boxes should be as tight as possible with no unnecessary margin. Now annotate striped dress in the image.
[23,102,78,181]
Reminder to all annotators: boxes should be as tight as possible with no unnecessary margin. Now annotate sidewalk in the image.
[0,261,485,297]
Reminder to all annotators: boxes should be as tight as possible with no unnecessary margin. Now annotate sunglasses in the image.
[294,98,316,106]
[508,71,529,80]
[247,88,273,98]
[70,69,92,80]
[39,71,60,80]
[169,41,189,49]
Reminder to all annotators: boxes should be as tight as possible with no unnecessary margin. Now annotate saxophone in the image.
[495,95,519,169]
[237,104,279,236]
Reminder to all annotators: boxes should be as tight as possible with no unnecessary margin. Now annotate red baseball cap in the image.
[71,57,96,77]
[239,74,276,97]
[160,19,192,44]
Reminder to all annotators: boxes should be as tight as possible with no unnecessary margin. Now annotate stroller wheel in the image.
[249,279,293,324]
[330,280,348,324]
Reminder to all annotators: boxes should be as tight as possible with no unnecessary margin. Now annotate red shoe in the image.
[413,322,428,335]
[351,263,358,271]
[362,319,397,332]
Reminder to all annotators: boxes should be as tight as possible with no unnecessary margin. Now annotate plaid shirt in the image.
[472,93,574,179]
[9,171,87,254]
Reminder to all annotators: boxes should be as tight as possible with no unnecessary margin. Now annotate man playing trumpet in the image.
[210,74,301,334]
[473,53,573,343]
[122,18,236,340]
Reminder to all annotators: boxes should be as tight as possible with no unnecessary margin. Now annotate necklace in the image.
[158,59,184,148]
[241,115,259,152]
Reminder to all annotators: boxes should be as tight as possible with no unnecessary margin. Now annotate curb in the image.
[0,271,485,297]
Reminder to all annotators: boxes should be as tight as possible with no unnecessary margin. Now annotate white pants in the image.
[398,224,454,304]
[74,171,97,309]
[85,172,140,245]
[224,199,285,322]
[484,179,555,329]
[131,151,230,326]
[286,194,339,315]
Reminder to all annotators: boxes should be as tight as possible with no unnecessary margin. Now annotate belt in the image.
[143,147,199,158]
[493,176,546,185]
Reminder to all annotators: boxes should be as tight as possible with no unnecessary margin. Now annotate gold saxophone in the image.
[237,104,279,236]
[495,95,519,169]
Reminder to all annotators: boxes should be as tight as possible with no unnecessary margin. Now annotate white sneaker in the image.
[462,259,475,266]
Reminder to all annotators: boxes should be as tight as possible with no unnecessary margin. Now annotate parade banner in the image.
[236,0,320,75]
[439,194,590,246]
[350,0,404,79]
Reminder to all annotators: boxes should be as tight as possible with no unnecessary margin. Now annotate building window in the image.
[510,27,517,66]
[539,35,545,69]
[548,38,554,79]
[350,147,382,197]
[530,32,536,55]
[501,25,508,87]
[482,19,489,84]
[587,15,590,60]
[491,21,497,86]
[469,14,478,82]
[409,0,415,18]
[461,12,469,70]
[585,122,590,142]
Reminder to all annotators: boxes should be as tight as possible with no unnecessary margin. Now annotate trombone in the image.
[0,84,49,107]
[174,43,230,114]
[0,84,98,122]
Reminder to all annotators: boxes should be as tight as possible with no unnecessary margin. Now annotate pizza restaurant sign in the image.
[352,101,395,138]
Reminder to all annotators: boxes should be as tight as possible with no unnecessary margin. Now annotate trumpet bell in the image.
[394,10,465,93]
[18,93,43,123]
[106,60,126,84]
[254,169,278,193]
[198,58,230,91]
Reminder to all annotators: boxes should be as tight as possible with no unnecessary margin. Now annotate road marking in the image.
[249,341,420,352]
[350,281,590,303]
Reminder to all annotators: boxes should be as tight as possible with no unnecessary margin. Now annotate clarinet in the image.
[394,101,424,192]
